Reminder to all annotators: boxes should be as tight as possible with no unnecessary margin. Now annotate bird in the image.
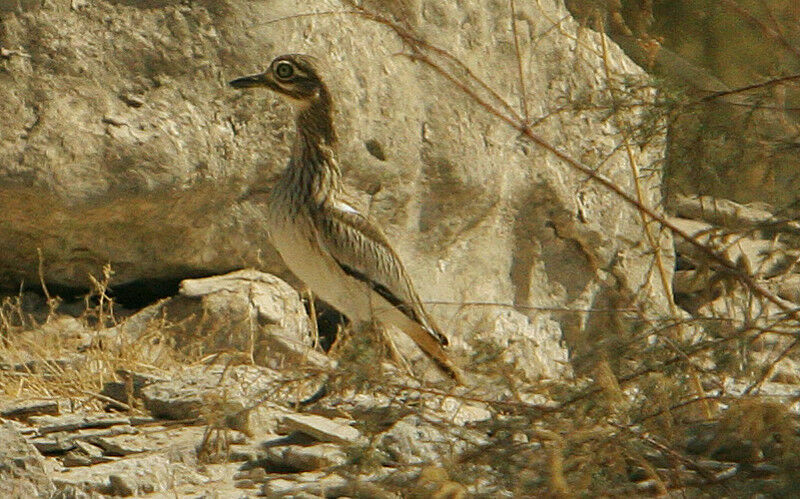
[229,54,463,383]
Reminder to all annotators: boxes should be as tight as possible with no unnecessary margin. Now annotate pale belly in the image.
[268,211,373,323]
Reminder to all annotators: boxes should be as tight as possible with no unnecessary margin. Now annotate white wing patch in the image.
[334,200,361,216]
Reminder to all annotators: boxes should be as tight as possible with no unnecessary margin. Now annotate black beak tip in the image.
[229,73,267,89]
[228,77,248,88]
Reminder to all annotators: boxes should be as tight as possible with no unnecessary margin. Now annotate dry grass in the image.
[0,269,180,413]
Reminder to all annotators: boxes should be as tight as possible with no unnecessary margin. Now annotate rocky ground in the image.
[0,363,489,497]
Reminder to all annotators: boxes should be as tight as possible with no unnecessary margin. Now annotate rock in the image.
[0,399,62,420]
[0,421,55,497]
[28,418,144,466]
[277,413,362,445]
[89,271,333,373]
[30,436,77,454]
[696,287,793,347]
[0,316,89,375]
[100,370,167,409]
[28,414,132,435]
[422,395,492,426]
[335,386,491,428]
[0,0,670,380]
[378,414,484,466]
[173,270,316,370]
[51,454,207,496]
[88,434,150,456]
[31,315,87,337]
[453,308,569,381]
[320,391,411,424]
[70,0,89,10]
[260,471,347,498]
[670,217,797,278]
[107,474,135,496]
[62,441,109,467]
[83,300,174,365]
[140,364,298,436]
[228,441,275,463]
[283,443,347,471]
[669,195,800,234]
[3,355,87,376]
[264,443,347,472]
[776,274,800,304]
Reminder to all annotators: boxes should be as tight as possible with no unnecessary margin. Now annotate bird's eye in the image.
[275,61,294,80]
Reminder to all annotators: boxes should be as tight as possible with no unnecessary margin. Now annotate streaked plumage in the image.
[230,54,462,382]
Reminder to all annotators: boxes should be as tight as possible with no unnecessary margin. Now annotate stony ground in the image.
[2,192,800,497]
[0,363,488,497]
[0,270,500,498]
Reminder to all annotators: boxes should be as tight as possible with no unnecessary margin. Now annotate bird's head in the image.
[229,54,328,109]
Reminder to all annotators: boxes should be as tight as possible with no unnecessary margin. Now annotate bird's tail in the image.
[373,301,464,384]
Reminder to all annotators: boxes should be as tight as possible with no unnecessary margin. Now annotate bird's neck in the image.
[287,92,342,205]
[296,90,336,147]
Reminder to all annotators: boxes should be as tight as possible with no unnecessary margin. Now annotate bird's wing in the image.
[312,199,448,347]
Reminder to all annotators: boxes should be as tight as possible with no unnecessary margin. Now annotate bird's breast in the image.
[266,200,372,321]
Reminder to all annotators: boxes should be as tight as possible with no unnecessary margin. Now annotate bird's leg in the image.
[327,320,350,358]
[378,324,415,378]
[304,287,320,350]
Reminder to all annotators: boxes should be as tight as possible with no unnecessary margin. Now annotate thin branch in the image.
[743,336,800,395]
[509,0,531,125]
[342,1,523,123]
[600,23,710,417]
[757,0,789,41]
[610,422,731,488]
[699,73,800,103]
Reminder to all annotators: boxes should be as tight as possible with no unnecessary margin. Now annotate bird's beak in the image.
[229,71,271,89]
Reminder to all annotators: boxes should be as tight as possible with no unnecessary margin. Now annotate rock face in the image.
[0,0,670,376]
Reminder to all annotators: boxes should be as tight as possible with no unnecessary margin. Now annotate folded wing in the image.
[313,199,449,346]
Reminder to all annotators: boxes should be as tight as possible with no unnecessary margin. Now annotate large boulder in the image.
[0,0,671,377]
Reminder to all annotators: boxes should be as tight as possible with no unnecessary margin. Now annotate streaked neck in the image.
[296,87,336,146]
[286,90,341,206]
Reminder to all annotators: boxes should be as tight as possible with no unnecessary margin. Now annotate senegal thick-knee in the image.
[230,55,462,382]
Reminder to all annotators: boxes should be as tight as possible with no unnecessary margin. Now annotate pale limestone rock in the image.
[62,441,108,468]
[670,194,800,234]
[51,455,207,496]
[453,307,569,381]
[421,395,492,426]
[671,217,797,278]
[0,421,55,498]
[264,443,347,472]
[88,271,332,373]
[277,413,362,445]
[777,274,800,303]
[260,471,348,498]
[378,414,485,466]
[28,414,132,435]
[140,364,297,436]
[176,269,315,370]
[89,434,149,456]
[0,399,62,420]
